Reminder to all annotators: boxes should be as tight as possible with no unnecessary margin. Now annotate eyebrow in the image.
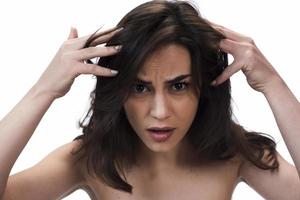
[134,74,192,85]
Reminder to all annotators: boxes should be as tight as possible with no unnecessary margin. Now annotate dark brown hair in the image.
[72,0,279,193]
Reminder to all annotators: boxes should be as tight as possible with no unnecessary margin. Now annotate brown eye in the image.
[171,82,189,91]
[133,84,148,93]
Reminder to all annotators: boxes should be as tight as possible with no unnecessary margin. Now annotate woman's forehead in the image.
[138,44,191,77]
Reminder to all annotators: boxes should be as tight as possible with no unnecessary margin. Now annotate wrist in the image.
[29,83,58,102]
[262,76,287,98]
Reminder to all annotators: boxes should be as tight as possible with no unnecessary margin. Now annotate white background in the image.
[0,0,299,199]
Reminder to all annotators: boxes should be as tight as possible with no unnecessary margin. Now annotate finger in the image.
[89,27,124,47]
[204,18,250,43]
[93,26,122,38]
[219,39,240,55]
[68,27,78,40]
[216,26,251,43]
[203,18,219,27]
[78,26,122,46]
[211,60,240,86]
[71,45,122,61]
[74,63,118,77]
[65,26,123,50]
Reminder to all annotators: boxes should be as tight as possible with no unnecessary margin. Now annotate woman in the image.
[1,0,299,199]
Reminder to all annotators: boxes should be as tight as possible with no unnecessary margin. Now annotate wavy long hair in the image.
[72,0,279,193]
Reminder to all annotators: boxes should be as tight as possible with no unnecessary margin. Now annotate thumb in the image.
[68,27,78,39]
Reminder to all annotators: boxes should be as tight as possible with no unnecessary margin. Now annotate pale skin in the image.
[0,19,299,200]
[207,19,300,199]
[0,27,123,199]
[123,44,199,175]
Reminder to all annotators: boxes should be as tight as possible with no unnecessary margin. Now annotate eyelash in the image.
[131,81,190,94]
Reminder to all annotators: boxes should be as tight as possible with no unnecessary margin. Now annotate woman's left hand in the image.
[207,19,283,94]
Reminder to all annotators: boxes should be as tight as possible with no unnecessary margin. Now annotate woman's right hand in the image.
[34,26,122,99]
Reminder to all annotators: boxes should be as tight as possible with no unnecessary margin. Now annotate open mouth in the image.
[147,128,175,142]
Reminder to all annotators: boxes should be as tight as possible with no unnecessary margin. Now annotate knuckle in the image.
[245,45,256,57]
[244,49,254,59]
[85,46,97,53]
[215,27,225,34]
[245,37,255,44]
[219,39,228,47]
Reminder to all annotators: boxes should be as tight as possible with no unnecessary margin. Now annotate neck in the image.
[135,137,195,174]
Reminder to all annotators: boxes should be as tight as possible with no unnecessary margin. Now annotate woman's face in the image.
[123,43,199,153]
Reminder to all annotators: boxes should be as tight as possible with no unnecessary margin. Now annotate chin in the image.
[146,142,177,153]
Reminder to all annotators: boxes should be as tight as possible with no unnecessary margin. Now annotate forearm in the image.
[263,78,300,177]
[0,84,56,191]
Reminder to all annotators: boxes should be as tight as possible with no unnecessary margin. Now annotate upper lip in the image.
[147,127,175,131]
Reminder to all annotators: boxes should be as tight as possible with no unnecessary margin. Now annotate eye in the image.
[171,82,189,91]
[131,81,189,95]
[132,83,148,94]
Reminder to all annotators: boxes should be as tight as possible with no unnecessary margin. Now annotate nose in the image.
[149,93,170,120]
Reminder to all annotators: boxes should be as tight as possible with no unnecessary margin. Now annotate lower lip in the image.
[147,130,174,142]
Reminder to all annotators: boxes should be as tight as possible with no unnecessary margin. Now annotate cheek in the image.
[124,101,135,121]
[123,99,145,129]
[176,95,199,123]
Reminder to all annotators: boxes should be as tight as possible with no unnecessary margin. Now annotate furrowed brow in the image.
[135,74,192,85]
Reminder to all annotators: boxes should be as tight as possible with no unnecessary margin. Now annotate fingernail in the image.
[116,27,124,32]
[111,69,118,75]
[211,80,217,86]
[114,45,122,51]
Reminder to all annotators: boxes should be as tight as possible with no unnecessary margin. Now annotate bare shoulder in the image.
[3,139,86,200]
[238,149,300,199]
